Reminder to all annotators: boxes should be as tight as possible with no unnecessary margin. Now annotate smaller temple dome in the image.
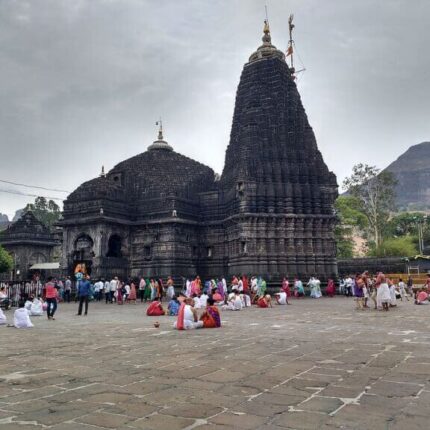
[249,20,285,63]
[147,122,173,151]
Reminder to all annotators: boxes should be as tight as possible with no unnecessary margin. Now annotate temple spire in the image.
[156,118,163,140]
[148,118,173,151]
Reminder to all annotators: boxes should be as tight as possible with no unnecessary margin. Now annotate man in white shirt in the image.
[199,292,208,308]
[193,294,201,309]
[109,277,118,303]
[223,291,243,311]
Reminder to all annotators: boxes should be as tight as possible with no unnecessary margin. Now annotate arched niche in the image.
[106,234,122,258]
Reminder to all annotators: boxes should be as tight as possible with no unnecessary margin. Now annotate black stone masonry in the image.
[60,23,338,283]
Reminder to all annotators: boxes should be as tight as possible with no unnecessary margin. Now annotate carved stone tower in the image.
[219,21,338,280]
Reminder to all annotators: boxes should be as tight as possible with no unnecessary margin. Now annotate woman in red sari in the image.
[326,279,336,297]
[281,277,291,297]
[146,299,165,316]
[257,294,272,308]
[128,281,137,303]
[199,298,221,328]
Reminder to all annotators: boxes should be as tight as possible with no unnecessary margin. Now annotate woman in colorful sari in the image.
[200,298,221,328]
[150,279,157,301]
[117,283,123,305]
[242,275,249,294]
[294,278,305,297]
[257,294,272,308]
[326,279,336,297]
[128,281,137,303]
[143,278,151,302]
[216,280,225,301]
[282,277,291,297]
[168,296,180,316]
[157,279,164,301]
[146,299,166,316]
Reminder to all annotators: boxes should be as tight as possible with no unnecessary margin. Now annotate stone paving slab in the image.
[1,298,430,429]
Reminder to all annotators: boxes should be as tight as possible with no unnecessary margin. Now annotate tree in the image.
[0,245,13,274]
[26,196,61,227]
[368,236,418,257]
[334,196,368,258]
[343,164,397,248]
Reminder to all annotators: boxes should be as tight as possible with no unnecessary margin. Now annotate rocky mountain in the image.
[383,142,430,211]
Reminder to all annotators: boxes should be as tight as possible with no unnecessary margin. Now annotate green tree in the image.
[368,236,418,257]
[0,245,13,274]
[335,196,368,258]
[26,196,61,227]
[343,164,397,247]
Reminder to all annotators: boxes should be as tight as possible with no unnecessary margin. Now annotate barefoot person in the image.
[174,298,203,330]
[200,298,221,328]
[146,299,166,316]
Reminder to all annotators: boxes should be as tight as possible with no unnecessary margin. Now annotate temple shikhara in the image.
[60,20,338,282]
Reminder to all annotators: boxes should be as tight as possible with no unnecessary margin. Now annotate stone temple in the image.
[60,22,338,282]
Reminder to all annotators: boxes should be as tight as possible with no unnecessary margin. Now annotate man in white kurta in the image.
[0,307,7,325]
[30,298,44,316]
[275,291,288,305]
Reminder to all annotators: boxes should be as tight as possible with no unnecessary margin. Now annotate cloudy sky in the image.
[1,0,430,219]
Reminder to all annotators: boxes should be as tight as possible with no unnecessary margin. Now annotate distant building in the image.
[60,21,338,282]
[0,211,60,280]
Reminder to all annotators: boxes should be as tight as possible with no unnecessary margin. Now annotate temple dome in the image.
[248,20,285,63]
[64,130,215,219]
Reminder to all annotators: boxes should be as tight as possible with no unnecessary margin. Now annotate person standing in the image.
[45,277,58,320]
[64,277,72,303]
[109,277,118,303]
[138,277,146,303]
[77,275,92,316]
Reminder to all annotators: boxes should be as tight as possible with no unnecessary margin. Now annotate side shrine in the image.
[59,20,338,282]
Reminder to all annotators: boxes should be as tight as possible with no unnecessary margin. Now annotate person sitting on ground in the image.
[24,297,33,311]
[0,307,7,325]
[168,296,180,316]
[257,294,273,308]
[223,291,243,311]
[294,278,305,298]
[0,286,10,310]
[200,297,221,328]
[241,292,251,307]
[275,290,288,305]
[146,298,166,316]
[415,289,429,305]
[174,297,203,330]
[199,291,209,308]
[192,293,202,309]
[212,288,223,303]
[30,296,44,316]
[13,301,33,328]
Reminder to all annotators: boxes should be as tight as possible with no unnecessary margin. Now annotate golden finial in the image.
[263,19,270,35]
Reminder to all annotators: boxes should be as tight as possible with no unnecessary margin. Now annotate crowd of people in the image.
[1,271,429,329]
[338,272,430,310]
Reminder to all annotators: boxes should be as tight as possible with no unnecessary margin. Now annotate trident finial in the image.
[156,118,163,140]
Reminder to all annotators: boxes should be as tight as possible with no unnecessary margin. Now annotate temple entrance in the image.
[106,234,122,258]
[72,234,94,276]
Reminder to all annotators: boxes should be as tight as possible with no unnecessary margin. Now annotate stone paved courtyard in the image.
[1,298,430,430]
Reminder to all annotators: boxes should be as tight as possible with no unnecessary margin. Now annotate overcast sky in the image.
[1,0,430,219]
